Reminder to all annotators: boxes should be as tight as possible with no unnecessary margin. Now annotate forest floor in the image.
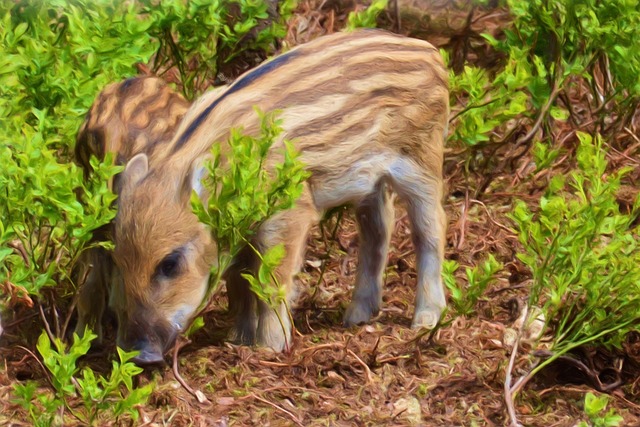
[1,1,640,426]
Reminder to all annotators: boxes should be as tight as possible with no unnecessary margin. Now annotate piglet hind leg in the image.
[409,198,447,329]
[390,159,447,330]
[343,181,394,327]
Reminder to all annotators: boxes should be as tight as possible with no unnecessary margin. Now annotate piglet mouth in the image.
[129,326,179,367]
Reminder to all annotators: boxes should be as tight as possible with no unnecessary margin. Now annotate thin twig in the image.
[16,345,53,388]
[504,304,528,427]
[246,393,303,426]
[393,0,400,32]
[8,240,29,266]
[515,85,562,147]
[256,385,335,401]
[623,126,640,146]
[469,199,513,234]
[298,342,343,355]
[488,283,529,296]
[455,192,469,251]
[61,262,92,338]
[258,359,297,368]
[377,354,411,364]
[4,311,39,329]
[346,348,374,384]
[50,295,61,338]
[38,303,56,344]
[61,290,81,340]
[172,338,210,404]
[450,98,499,122]
[404,317,451,346]
[512,352,623,395]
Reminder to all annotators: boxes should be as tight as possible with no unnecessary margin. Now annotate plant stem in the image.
[505,304,528,427]
[511,319,636,398]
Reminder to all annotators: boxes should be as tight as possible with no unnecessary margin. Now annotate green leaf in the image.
[550,105,569,121]
[185,316,205,337]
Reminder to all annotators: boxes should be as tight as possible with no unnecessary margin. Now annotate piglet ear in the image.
[121,153,149,190]
[184,156,210,204]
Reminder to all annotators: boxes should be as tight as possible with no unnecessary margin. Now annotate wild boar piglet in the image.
[112,29,450,364]
[74,77,191,341]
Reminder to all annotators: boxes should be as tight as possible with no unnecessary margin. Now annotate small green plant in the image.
[346,0,388,30]
[577,392,623,427]
[510,132,640,391]
[0,143,120,302]
[447,46,546,149]
[443,255,503,317]
[13,329,153,426]
[415,383,429,399]
[191,109,309,328]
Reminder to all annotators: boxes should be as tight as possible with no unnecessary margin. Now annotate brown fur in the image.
[75,77,190,188]
[111,29,450,359]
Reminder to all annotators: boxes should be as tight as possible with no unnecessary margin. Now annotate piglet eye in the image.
[156,250,182,278]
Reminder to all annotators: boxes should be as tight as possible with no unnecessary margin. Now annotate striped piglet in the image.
[107,29,449,363]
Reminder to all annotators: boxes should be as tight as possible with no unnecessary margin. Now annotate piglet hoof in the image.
[228,328,256,346]
[257,317,291,353]
[257,331,290,353]
[411,306,443,330]
[343,300,379,327]
[228,313,258,346]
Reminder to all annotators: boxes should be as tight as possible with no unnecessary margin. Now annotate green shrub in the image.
[0,142,119,301]
[191,109,309,326]
[449,0,640,154]
[508,0,640,109]
[0,0,162,306]
[0,0,158,154]
[447,46,546,149]
[144,0,297,99]
[443,255,503,317]
[13,329,152,426]
[346,0,389,30]
[511,132,640,378]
